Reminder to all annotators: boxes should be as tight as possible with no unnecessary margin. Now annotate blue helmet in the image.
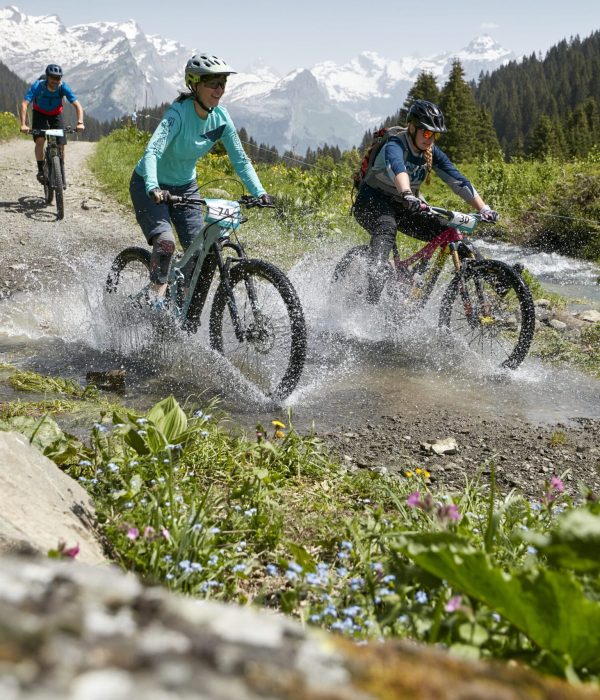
[45,64,63,78]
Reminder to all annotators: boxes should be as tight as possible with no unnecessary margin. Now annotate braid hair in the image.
[423,144,433,185]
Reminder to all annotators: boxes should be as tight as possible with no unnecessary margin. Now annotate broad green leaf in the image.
[124,427,149,455]
[288,542,317,571]
[395,532,600,671]
[520,509,600,573]
[147,396,187,442]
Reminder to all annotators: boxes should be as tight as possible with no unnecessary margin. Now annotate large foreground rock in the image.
[0,556,598,700]
[0,432,106,564]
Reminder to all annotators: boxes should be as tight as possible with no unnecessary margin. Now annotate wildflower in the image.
[191,562,203,572]
[437,503,460,522]
[232,564,246,573]
[126,527,139,540]
[178,560,192,571]
[287,561,303,574]
[79,460,92,467]
[209,527,220,534]
[445,595,462,613]
[342,605,363,618]
[236,541,247,552]
[336,551,349,560]
[265,563,278,576]
[94,423,108,433]
[271,419,286,429]
[336,566,348,577]
[323,604,338,618]
[404,470,414,477]
[308,614,322,623]
[370,562,384,573]
[137,430,147,437]
[124,501,134,509]
[550,476,565,492]
[107,462,119,473]
[304,572,321,586]
[165,573,174,581]
[491,612,501,623]
[163,555,172,562]
[78,476,87,482]
[135,418,148,425]
[382,574,396,583]
[406,491,421,507]
[340,540,353,551]
[377,587,395,597]
[167,443,182,451]
[350,577,364,591]
[414,590,428,605]
[62,542,80,559]
[192,523,203,532]
[161,528,170,539]
[286,570,299,581]
[208,554,219,566]
[527,546,538,555]
[244,508,257,517]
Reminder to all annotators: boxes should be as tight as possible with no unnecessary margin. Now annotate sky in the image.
[6,0,599,74]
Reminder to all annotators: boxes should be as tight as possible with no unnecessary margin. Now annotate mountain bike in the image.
[332,206,535,369]
[30,126,74,220]
[106,193,307,399]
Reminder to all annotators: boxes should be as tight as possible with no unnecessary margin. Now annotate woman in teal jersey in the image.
[130,53,272,301]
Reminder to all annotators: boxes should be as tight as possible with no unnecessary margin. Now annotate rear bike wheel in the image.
[52,155,64,220]
[331,245,371,303]
[439,259,535,369]
[209,259,306,399]
[106,247,151,299]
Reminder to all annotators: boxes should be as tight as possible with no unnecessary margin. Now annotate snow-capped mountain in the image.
[0,5,515,151]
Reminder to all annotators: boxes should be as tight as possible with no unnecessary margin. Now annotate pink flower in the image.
[63,543,80,559]
[161,528,170,540]
[550,476,565,493]
[445,595,462,613]
[143,526,155,539]
[438,504,460,522]
[126,527,139,540]
[407,492,421,507]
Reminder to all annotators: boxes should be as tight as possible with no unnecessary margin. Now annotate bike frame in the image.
[164,203,251,341]
[391,208,480,306]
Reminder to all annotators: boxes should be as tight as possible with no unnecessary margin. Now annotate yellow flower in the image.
[423,470,431,479]
[271,420,286,429]
[275,430,285,439]
[415,468,422,475]
[404,471,413,478]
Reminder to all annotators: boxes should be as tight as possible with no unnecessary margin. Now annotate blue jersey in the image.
[367,130,478,204]
[135,99,265,197]
[24,79,77,116]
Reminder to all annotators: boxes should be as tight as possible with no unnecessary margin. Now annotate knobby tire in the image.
[52,155,64,220]
[439,259,535,369]
[209,259,306,399]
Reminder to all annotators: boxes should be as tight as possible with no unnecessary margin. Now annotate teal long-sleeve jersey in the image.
[135,98,265,197]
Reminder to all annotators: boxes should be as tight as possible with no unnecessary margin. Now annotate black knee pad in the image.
[150,236,176,284]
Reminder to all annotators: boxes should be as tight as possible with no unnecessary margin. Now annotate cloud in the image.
[481,22,499,29]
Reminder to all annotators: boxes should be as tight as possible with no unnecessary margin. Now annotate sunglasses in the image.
[421,129,441,140]
[201,77,227,90]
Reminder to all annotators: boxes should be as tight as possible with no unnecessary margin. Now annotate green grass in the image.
[3,392,597,683]
[0,111,20,141]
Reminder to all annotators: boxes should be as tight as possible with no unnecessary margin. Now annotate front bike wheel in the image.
[43,159,53,205]
[209,259,306,399]
[52,155,64,219]
[439,259,535,369]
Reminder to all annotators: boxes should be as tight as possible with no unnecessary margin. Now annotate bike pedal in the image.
[36,172,46,184]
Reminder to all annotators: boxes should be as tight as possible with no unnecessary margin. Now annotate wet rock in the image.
[86,369,126,393]
[576,309,600,324]
[420,438,459,456]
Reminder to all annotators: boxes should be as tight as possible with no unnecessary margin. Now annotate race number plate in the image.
[205,199,241,229]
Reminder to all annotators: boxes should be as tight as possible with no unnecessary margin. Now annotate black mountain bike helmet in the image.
[407,99,447,132]
[45,64,63,78]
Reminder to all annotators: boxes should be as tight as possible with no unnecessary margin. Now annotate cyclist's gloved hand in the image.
[401,190,424,214]
[480,206,500,223]
[259,193,274,206]
[150,189,174,204]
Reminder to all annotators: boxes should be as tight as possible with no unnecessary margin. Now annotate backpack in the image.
[352,125,407,190]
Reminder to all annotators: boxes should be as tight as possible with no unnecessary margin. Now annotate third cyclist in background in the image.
[20,63,85,188]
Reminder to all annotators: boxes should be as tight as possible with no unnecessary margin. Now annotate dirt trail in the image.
[1,137,599,501]
[0,138,139,298]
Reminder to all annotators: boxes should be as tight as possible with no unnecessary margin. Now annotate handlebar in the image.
[29,126,77,136]
[155,191,275,209]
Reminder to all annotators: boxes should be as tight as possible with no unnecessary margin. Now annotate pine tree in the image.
[399,71,441,124]
[439,59,480,161]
